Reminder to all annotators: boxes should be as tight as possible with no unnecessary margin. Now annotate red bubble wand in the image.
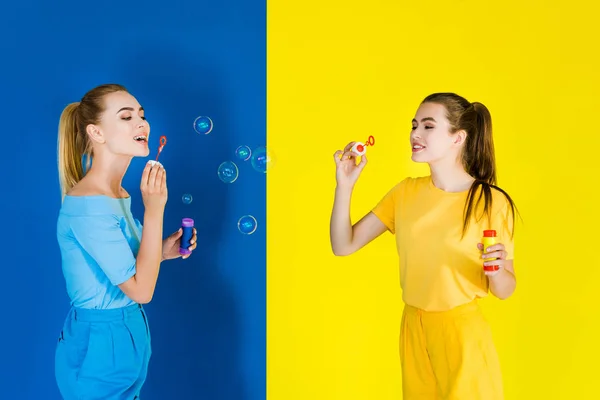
[155,136,167,162]
[352,135,375,155]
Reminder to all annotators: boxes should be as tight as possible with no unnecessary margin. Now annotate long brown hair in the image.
[422,93,519,238]
[57,83,128,199]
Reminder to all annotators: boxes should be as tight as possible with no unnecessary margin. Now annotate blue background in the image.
[0,1,266,399]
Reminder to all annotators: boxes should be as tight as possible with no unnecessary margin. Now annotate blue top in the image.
[57,195,143,309]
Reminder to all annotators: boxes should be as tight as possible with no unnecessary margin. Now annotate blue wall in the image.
[0,1,266,399]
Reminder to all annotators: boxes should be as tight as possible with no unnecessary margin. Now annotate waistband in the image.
[404,299,480,318]
[71,303,144,322]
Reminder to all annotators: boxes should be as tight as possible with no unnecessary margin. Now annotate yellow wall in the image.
[267,1,600,398]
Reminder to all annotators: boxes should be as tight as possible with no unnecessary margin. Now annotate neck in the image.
[429,157,474,193]
[85,152,133,196]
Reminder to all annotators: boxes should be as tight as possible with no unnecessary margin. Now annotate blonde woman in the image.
[54,84,197,399]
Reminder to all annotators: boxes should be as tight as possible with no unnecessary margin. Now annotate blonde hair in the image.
[57,83,128,199]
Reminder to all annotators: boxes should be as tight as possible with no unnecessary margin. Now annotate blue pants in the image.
[55,304,152,400]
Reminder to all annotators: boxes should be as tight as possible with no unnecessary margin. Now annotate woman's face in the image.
[88,91,151,158]
[410,102,464,165]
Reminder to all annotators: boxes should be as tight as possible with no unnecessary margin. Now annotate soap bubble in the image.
[217,161,239,183]
[235,145,252,161]
[250,146,275,173]
[193,116,213,135]
[237,215,257,235]
[182,193,193,204]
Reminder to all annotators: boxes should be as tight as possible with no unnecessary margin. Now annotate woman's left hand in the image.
[162,228,197,260]
[477,242,509,277]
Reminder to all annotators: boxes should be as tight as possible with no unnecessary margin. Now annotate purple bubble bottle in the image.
[179,218,194,255]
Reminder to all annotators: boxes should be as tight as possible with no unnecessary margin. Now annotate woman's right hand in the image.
[333,141,368,189]
[141,160,168,212]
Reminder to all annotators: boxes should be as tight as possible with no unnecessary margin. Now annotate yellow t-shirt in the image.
[372,175,515,312]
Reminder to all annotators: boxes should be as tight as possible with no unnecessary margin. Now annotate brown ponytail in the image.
[422,93,519,238]
[56,83,129,199]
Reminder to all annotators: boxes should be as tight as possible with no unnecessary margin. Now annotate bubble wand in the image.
[351,135,375,156]
[155,136,167,162]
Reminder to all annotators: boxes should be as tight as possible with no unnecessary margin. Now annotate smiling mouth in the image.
[134,135,148,143]
[412,144,426,152]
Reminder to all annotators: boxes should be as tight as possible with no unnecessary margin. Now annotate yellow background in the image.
[267,1,600,399]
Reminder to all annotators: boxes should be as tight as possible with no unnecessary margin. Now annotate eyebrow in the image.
[117,106,144,114]
[412,117,436,123]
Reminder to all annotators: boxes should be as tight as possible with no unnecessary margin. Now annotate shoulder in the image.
[405,175,430,187]
[60,195,132,220]
[393,175,430,195]
[67,181,129,198]
[377,176,429,204]
[387,175,429,190]
[67,178,102,197]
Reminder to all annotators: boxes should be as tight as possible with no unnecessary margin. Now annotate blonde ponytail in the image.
[57,83,129,199]
[57,102,89,199]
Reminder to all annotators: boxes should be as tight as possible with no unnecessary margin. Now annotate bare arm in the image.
[118,161,167,304]
[118,209,164,303]
[482,204,517,300]
[330,185,388,256]
[483,240,516,299]
[488,260,516,299]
